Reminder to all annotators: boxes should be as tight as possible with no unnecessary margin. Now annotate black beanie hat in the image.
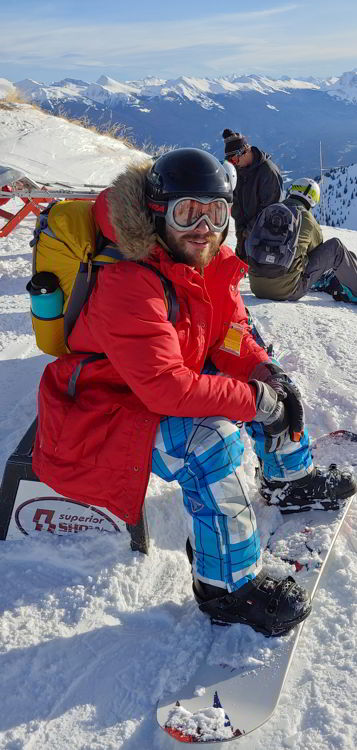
[222,128,249,158]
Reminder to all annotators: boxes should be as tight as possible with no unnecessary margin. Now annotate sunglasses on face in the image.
[165,197,230,233]
[228,148,247,161]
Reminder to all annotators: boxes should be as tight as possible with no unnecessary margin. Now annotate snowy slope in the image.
[0,105,357,750]
[0,101,145,187]
[314,163,357,231]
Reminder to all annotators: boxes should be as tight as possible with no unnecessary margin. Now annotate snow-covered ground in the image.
[0,104,357,750]
[0,101,144,187]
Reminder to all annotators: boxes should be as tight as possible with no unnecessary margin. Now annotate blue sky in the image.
[1,0,356,83]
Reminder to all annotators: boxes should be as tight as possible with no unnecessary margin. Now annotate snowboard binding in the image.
[258,463,356,513]
[193,570,312,636]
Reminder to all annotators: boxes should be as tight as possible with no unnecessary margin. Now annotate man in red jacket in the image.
[33,149,355,636]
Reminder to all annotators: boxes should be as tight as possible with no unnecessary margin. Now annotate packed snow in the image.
[0,103,357,749]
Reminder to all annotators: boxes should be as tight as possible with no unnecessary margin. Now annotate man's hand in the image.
[249,362,304,443]
[250,380,290,453]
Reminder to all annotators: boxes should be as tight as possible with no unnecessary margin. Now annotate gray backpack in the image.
[246,202,302,277]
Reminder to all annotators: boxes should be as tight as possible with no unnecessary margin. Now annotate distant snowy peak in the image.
[322,71,357,104]
[15,77,91,105]
[86,77,140,106]
[94,76,140,96]
[15,78,43,95]
[225,74,321,94]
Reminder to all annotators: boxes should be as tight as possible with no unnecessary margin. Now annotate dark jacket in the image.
[249,196,324,300]
[232,147,283,245]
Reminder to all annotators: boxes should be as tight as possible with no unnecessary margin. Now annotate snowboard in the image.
[156,431,356,744]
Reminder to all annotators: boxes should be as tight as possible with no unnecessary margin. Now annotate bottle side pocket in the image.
[27,272,67,356]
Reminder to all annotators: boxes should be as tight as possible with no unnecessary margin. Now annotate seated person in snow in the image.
[248,178,357,303]
[33,149,356,637]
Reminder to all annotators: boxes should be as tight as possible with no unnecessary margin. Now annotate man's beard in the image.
[165,227,222,268]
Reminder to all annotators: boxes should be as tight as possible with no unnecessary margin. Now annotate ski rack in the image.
[0,186,100,238]
[0,188,101,201]
[0,419,150,554]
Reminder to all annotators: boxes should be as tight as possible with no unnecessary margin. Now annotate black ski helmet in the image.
[146,148,233,203]
[146,148,233,243]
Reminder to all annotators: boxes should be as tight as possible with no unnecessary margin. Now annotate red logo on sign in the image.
[32,508,56,532]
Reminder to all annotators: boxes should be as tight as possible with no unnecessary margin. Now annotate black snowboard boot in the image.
[186,538,311,636]
[193,571,312,636]
[258,464,356,513]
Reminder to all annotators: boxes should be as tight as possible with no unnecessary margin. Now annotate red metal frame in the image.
[0,191,98,238]
[0,196,55,237]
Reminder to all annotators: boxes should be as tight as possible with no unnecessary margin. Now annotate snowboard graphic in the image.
[157,432,356,743]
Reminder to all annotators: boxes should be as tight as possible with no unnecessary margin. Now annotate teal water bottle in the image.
[26,272,64,319]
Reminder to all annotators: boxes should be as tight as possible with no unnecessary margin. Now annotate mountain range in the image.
[2,69,357,176]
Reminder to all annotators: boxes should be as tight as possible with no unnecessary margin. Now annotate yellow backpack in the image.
[27,200,178,358]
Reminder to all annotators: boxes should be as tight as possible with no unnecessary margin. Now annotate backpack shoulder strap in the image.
[283,198,306,216]
[64,235,124,346]
[63,263,97,345]
[94,234,179,325]
[66,250,179,398]
[282,200,303,236]
[29,201,57,274]
[137,261,179,326]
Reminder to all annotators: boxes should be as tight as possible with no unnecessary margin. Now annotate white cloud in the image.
[1,5,356,79]
[0,7,301,63]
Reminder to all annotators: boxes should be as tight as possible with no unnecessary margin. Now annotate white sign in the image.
[6,479,126,540]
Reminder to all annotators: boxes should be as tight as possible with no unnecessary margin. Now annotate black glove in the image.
[249,362,304,443]
[250,380,290,453]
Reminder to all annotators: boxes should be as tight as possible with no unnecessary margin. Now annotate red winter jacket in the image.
[33,160,269,524]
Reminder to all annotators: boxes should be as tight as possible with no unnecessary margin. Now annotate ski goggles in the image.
[227,146,247,161]
[165,197,230,233]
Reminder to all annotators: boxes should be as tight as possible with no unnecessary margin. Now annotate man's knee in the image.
[188,417,240,449]
[320,237,345,266]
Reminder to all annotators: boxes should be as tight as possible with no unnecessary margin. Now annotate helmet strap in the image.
[154,215,168,244]
[156,231,178,261]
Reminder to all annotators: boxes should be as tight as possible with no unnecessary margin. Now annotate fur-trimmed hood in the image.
[105,158,158,262]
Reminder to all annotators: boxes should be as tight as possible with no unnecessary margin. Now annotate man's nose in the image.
[193,218,210,233]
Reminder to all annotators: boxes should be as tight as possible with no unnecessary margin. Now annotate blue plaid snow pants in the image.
[152,414,312,593]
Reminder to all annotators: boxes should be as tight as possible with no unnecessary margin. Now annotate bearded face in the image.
[165,222,223,268]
